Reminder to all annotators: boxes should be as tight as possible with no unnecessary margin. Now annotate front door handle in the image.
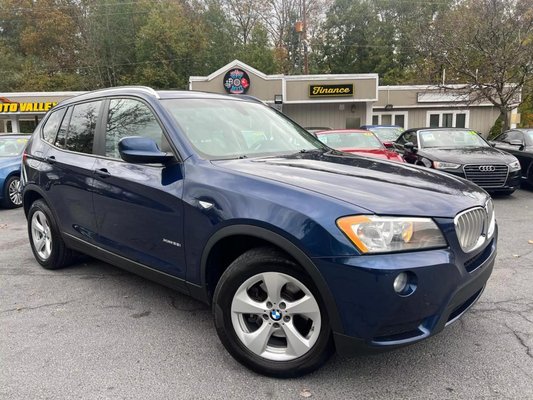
[45,156,56,164]
[95,168,111,178]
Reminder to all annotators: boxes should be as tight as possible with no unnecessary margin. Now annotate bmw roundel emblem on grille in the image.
[478,165,496,172]
[270,309,282,321]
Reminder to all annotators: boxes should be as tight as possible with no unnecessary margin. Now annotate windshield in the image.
[526,130,533,142]
[161,99,327,159]
[0,137,28,157]
[368,127,403,141]
[317,131,383,149]
[419,129,488,149]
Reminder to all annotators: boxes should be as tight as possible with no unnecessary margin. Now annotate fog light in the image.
[393,272,408,293]
[393,271,417,296]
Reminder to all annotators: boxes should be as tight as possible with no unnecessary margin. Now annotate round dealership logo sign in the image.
[223,69,251,94]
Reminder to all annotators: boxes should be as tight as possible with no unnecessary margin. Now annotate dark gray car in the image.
[491,129,533,186]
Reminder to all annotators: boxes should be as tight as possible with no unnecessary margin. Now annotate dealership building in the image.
[0,60,519,135]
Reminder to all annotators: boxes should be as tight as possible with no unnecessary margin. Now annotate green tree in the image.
[79,0,146,88]
[237,24,277,74]
[133,0,207,89]
[197,0,238,74]
[0,0,86,90]
[313,0,392,75]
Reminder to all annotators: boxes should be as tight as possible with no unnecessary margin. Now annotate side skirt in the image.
[62,233,204,301]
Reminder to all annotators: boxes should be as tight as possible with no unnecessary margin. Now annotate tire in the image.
[213,247,334,378]
[27,199,76,270]
[1,175,23,208]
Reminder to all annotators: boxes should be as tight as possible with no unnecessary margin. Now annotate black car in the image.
[395,128,521,194]
[491,128,533,186]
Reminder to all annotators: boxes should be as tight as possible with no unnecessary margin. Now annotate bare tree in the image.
[220,0,267,45]
[419,0,533,131]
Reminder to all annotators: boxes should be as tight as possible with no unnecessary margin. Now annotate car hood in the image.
[214,151,488,218]
[419,146,516,164]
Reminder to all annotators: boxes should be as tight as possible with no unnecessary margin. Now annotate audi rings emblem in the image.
[478,165,496,172]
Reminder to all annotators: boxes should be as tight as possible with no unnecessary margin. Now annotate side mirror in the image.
[509,139,525,150]
[382,141,394,149]
[488,141,496,147]
[404,142,418,153]
[118,136,174,164]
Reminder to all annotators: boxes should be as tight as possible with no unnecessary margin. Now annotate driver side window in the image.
[105,98,168,159]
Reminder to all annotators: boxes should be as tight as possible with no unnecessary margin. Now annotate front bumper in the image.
[444,168,521,192]
[313,227,497,355]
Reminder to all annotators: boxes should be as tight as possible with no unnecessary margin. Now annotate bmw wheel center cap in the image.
[270,309,282,321]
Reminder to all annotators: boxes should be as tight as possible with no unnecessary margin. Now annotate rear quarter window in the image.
[42,108,67,144]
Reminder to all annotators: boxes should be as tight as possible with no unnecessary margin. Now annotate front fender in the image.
[199,224,344,334]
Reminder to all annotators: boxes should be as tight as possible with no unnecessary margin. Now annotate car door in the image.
[40,100,103,242]
[493,130,529,176]
[91,97,186,278]
[396,130,419,164]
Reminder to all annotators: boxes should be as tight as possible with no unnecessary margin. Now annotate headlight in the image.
[433,161,461,170]
[508,160,521,172]
[486,199,496,238]
[337,215,447,254]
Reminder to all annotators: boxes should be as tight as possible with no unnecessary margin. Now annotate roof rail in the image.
[78,86,160,99]
[111,86,160,99]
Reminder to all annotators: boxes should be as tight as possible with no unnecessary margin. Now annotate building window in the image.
[372,112,408,128]
[426,111,469,128]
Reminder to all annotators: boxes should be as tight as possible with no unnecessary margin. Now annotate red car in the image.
[316,129,404,162]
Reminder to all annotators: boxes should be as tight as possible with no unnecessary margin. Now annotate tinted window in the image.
[495,131,523,143]
[162,99,326,159]
[396,133,407,145]
[42,108,66,144]
[64,101,102,154]
[55,108,71,149]
[506,131,524,142]
[494,132,509,142]
[105,98,166,159]
[399,131,417,146]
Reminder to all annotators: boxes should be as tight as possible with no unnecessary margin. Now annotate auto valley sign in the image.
[0,97,57,113]
[309,84,354,97]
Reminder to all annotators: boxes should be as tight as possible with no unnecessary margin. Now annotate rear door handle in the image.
[45,156,56,164]
[95,168,111,178]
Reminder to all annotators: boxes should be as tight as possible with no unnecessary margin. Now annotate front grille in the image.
[454,201,494,253]
[463,164,508,188]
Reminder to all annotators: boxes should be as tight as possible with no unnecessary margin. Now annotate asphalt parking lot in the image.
[1,188,532,400]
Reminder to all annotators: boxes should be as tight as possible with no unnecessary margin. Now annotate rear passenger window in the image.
[105,98,167,159]
[55,108,71,149]
[42,108,66,144]
[64,101,102,154]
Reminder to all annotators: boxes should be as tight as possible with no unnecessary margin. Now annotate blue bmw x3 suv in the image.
[22,87,496,377]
